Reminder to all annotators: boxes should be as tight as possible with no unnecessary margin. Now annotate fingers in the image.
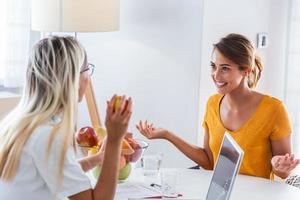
[289,154,294,161]
[141,120,150,137]
[106,94,116,117]
[135,120,155,139]
[145,121,153,135]
[274,157,281,169]
[287,157,300,171]
[123,97,132,118]
[113,95,132,119]
[123,110,132,124]
[119,97,132,124]
[107,94,132,117]
[136,120,142,132]
[125,132,133,139]
[145,120,148,129]
[284,153,289,162]
[109,95,116,108]
[136,120,145,134]
[273,154,300,173]
[126,97,132,112]
[288,160,299,171]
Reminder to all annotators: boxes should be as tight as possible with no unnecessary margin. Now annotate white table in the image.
[119,168,300,200]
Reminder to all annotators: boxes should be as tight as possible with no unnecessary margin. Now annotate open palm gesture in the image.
[136,120,168,140]
[271,153,300,176]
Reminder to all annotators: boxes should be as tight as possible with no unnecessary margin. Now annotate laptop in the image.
[125,133,244,200]
[205,132,244,200]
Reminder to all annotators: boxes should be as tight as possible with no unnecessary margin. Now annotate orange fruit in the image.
[121,139,134,155]
[113,96,121,111]
[113,96,129,113]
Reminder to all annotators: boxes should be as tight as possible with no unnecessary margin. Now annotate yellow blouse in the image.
[202,94,292,179]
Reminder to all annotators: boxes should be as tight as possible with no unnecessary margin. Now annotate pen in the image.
[144,193,183,199]
[150,183,161,188]
[149,183,183,198]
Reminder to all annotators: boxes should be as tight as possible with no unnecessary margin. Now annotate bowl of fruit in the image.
[76,126,148,181]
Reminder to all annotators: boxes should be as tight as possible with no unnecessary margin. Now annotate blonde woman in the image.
[0,36,132,200]
[137,33,299,180]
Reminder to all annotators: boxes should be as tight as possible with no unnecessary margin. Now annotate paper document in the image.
[115,182,161,200]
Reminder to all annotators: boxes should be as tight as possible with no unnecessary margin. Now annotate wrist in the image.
[106,138,122,146]
[272,168,290,179]
[164,131,173,140]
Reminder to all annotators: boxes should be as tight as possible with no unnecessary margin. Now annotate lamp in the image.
[31,0,120,127]
[31,0,119,32]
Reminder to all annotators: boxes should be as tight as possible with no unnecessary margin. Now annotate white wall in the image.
[197,0,289,145]
[77,0,290,167]
[77,0,204,168]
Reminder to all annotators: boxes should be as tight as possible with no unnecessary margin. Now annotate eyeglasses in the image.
[80,63,95,76]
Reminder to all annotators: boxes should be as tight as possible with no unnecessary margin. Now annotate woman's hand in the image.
[77,136,107,171]
[136,120,169,139]
[105,95,132,143]
[271,153,300,178]
[96,137,107,166]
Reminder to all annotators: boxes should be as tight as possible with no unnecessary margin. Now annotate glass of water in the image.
[160,169,178,198]
[141,153,162,177]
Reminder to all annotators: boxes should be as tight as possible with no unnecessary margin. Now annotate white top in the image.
[0,117,92,200]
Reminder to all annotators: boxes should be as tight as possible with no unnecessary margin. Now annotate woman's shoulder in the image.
[24,124,54,150]
[258,93,288,117]
[207,93,223,106]
[24,120,62,154]
[261,94,285,107]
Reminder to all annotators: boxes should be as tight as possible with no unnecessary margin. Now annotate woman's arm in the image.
[271,135,300,179]
[165,130,214,170]
[136,121,214,170]
[77,152,103,172]
[69,140,122,200]
[69,95,132,200]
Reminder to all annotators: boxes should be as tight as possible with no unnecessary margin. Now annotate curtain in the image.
[0,0,31,88]
[285,0,300,154]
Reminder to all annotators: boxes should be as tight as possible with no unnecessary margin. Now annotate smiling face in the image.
[211,49,249,94]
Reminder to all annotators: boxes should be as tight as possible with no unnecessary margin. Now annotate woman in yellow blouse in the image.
[136,33,299,180]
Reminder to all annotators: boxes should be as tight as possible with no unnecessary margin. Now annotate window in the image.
[0,0,8,84]
[0,0,31,89]
[285,0,300,155]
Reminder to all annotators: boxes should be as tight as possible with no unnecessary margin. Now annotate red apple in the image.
[76,126,98,147]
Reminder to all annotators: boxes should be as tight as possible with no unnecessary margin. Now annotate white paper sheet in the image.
[115,182,161,200]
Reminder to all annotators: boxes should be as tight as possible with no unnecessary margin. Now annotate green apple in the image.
[118,163,131,180]
[92,162,131,181]
[92,166,102,179]
[94,126,107,140]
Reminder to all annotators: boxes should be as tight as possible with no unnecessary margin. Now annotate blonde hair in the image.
[0,36,86,186]
[214,33,263,88]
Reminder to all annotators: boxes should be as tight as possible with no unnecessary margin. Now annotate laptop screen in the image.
[206,133,244,200]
